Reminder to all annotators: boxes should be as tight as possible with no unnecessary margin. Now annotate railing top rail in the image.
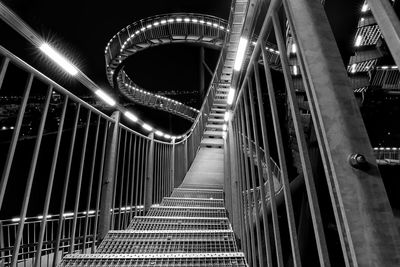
[0,45,114,122]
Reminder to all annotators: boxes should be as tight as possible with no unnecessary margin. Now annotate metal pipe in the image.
[11,85,52,267]
[34,96,69,267]
[99,111,121,240]
[52,103,81,266]
[260,38,302,266]
[144,133,155,212]
[0,73,33,211]
[69,110,91,253]
[273,12,330,266]
[82,115,101,250]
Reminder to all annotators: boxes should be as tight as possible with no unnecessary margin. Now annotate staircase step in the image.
[97,230,237,254]
[161,197,224,207]
[147,206,227,218]
[128,216,231,231]
[61,253,247,266]
[211,107,226,113]
[206,124,224,130]
[200,138,224,148]
[208,118,225,124]
[213,102,227,108]
[171,188,224,199]
[204,130,224,138]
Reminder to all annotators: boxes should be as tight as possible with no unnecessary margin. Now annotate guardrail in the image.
[0,45,182,267]
[226,0,400,266]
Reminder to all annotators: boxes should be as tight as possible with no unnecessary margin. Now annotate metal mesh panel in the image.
[61,253,247,267]
[146,207,227,218]
[171,189,224,199]
[161,197,224,208]
[128,217,231,231]
[97,230,238,254]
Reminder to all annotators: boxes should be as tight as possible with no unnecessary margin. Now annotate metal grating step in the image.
[128,217,231,231]
[97,230,238,254]
[171,189,224,199]
[146,206,227,218]
[61,253,247,267]
[161,197,224,208]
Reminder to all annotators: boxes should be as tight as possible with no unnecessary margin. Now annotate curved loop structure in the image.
[105,13,229,120]
[105,13,282,121]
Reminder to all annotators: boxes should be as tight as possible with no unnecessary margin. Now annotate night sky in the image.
[0,0,365,134]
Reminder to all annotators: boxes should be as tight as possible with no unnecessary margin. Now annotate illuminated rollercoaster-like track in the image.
[104,13,281,121]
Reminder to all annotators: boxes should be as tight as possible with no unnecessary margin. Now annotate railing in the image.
[371,66,400,91]
[225,0,400,266]
[0,45,186,267]
[373,147,400,165]
[0,2,237,266]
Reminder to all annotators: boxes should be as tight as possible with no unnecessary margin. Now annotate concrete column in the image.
[144,133,155,212]
[286,0,400,265]
[98,111,120,240]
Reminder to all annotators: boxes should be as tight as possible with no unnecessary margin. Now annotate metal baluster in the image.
[273,12,330,266]
[34,96,69,267]
[260,39,302,266]
[82,115,101,251]
[11,85,53,267]
[70,110,92,253]
[118,131,128,230]
[134,138,143,217]
[91,120,109,253]
[129,135,138,222]
[0,73,33,211]
[52,103,81,266]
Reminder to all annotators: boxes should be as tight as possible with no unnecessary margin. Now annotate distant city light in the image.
[234,37,248,71]
[95,90,116,106]
[39,43,78,76]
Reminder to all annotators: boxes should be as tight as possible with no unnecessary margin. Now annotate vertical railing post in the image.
[170,139,176,193]
[98,111,120,240]
[184,138,188,172]
[227,111,241,240]
[144,133,155,212]
[285,0,400,264]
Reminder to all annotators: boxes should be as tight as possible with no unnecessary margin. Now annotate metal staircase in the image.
[59,187,247,266]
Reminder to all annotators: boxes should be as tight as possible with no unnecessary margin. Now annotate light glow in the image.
[39,43,78,75]
[361,3,369,12]
[350,63,357,73]
[291,43,297,54]
[222,124,227,131]
[142,123,153,131]
[155,130,164,136]
[224,111,230,122]
[355,35,363,47]
[164,134,171,139]
[95,90,116,106]
[293,65,298,76]
[227,88,235,105]
[124,111,138,122]
[234,37,248,71]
